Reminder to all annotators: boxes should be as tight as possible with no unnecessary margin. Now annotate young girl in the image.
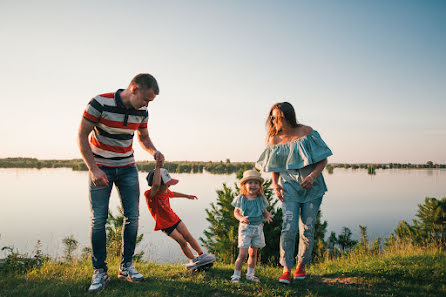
[145,164,216,270]
[230,170,273,283]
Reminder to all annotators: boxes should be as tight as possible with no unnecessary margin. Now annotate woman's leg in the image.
[168,229,195,259]
[175,221,203,255]
[297,197,323,266]
[280,201,299,272]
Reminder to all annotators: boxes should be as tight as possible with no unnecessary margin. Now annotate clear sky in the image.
[1,0,445,163]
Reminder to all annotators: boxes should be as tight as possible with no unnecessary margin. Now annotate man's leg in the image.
[115,165,140,266]
[89,168,114,270]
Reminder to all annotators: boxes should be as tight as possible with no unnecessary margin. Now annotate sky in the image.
[1,0,445,164]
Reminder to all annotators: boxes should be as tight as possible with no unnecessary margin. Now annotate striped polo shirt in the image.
[83,89,148,167]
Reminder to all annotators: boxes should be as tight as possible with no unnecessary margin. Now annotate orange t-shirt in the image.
[145,188,180,230]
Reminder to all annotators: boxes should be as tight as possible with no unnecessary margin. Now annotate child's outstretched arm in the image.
[171,192,197,200]
[234,208,249,224]
[150,165,162,198]
[263,209,274,223]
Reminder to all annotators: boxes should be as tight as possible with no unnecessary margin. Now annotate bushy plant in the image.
[391,197,446,246]
[106,207,145,262]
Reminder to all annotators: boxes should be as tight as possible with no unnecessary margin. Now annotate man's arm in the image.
[77,118,108,187]
[137,127,165,166]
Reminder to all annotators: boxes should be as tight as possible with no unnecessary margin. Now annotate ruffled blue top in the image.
[231,195,268,225]
[256,130,332,202]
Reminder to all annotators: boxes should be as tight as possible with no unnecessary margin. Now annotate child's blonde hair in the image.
[240,179,264,196]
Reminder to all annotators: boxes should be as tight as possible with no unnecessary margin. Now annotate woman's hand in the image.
[300,174,315,190]
[186,195,197,200]
[273,183,284,202]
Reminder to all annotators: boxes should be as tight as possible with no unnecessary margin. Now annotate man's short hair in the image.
[129,73,159,95]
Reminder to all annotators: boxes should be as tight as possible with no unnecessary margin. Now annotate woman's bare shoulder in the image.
[299,125,314,136]
[268,135,282,145]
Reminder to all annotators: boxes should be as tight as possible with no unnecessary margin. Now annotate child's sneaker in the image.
[197,253,216,265]
[279,271,291,284]
[246,275,260,282]
[88,268,109,292]
[118,262,144,282]
[230,276,240,283]
[186,253,216,270]
[293,266,306,280]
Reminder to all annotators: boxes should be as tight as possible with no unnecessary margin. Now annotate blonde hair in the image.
[240,179,264,196]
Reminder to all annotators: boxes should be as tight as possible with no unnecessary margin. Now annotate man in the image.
[78,73,165,292]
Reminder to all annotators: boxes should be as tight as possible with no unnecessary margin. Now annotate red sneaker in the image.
[279,271,291,284]
[293,267,306,280]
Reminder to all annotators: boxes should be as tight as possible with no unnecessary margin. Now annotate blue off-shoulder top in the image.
[232,195,268,225]
[255,130,333,203]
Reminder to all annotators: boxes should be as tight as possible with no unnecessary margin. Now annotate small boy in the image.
[144,165,216,270]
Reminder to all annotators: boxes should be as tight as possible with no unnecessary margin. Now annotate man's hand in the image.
[154,151,165,167]
[90,168,109,187]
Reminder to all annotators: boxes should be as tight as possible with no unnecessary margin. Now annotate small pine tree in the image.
[106,207,145,261]
[200,177,283,264]
[337,227,357,251]
[62,235,79,262]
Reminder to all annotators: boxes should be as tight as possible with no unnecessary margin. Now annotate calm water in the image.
[1,168,445,263]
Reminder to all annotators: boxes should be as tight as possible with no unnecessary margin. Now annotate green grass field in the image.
[1,245,445,297]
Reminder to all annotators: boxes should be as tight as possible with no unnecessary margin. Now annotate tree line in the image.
[1,158,444,175]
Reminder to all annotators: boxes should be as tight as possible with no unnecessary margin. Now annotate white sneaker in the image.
[88,268,109,292]
[197,253,216,265]
[185,253,216,270]
[231,276,240,283]
[246,274,260,282]
[118,262,144,282]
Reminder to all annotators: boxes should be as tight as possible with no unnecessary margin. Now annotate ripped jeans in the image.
[279,197,322,267]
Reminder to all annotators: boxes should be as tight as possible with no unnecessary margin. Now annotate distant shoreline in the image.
[0,157,444,174]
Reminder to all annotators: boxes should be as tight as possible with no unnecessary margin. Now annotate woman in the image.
[256,102,332,284]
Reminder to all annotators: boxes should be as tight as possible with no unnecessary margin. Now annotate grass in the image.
[1,245,445,297]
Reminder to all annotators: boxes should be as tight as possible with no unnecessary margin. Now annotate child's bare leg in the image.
[247,247,258,268]
[176,221,203,254]
[235,248,249,271]
[169,229,195,259]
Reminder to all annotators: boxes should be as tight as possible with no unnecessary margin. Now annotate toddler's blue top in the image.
[231,194,268,225]
[255,130,333,202]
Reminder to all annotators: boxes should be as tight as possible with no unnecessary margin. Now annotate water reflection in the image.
[0,168,445,263]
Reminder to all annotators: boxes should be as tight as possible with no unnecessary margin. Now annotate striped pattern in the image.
[83,89,148,167]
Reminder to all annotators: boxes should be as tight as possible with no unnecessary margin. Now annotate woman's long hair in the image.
[266,102,300,140]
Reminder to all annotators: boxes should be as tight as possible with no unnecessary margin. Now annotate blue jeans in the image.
[279,197,322,267]
[89,165,140,269]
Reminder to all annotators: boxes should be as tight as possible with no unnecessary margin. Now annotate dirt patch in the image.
[315,275,362,285]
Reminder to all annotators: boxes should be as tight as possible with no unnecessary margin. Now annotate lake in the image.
[1,168,445,263]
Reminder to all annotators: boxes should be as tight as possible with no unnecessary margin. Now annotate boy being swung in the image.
[145,163,216,270]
